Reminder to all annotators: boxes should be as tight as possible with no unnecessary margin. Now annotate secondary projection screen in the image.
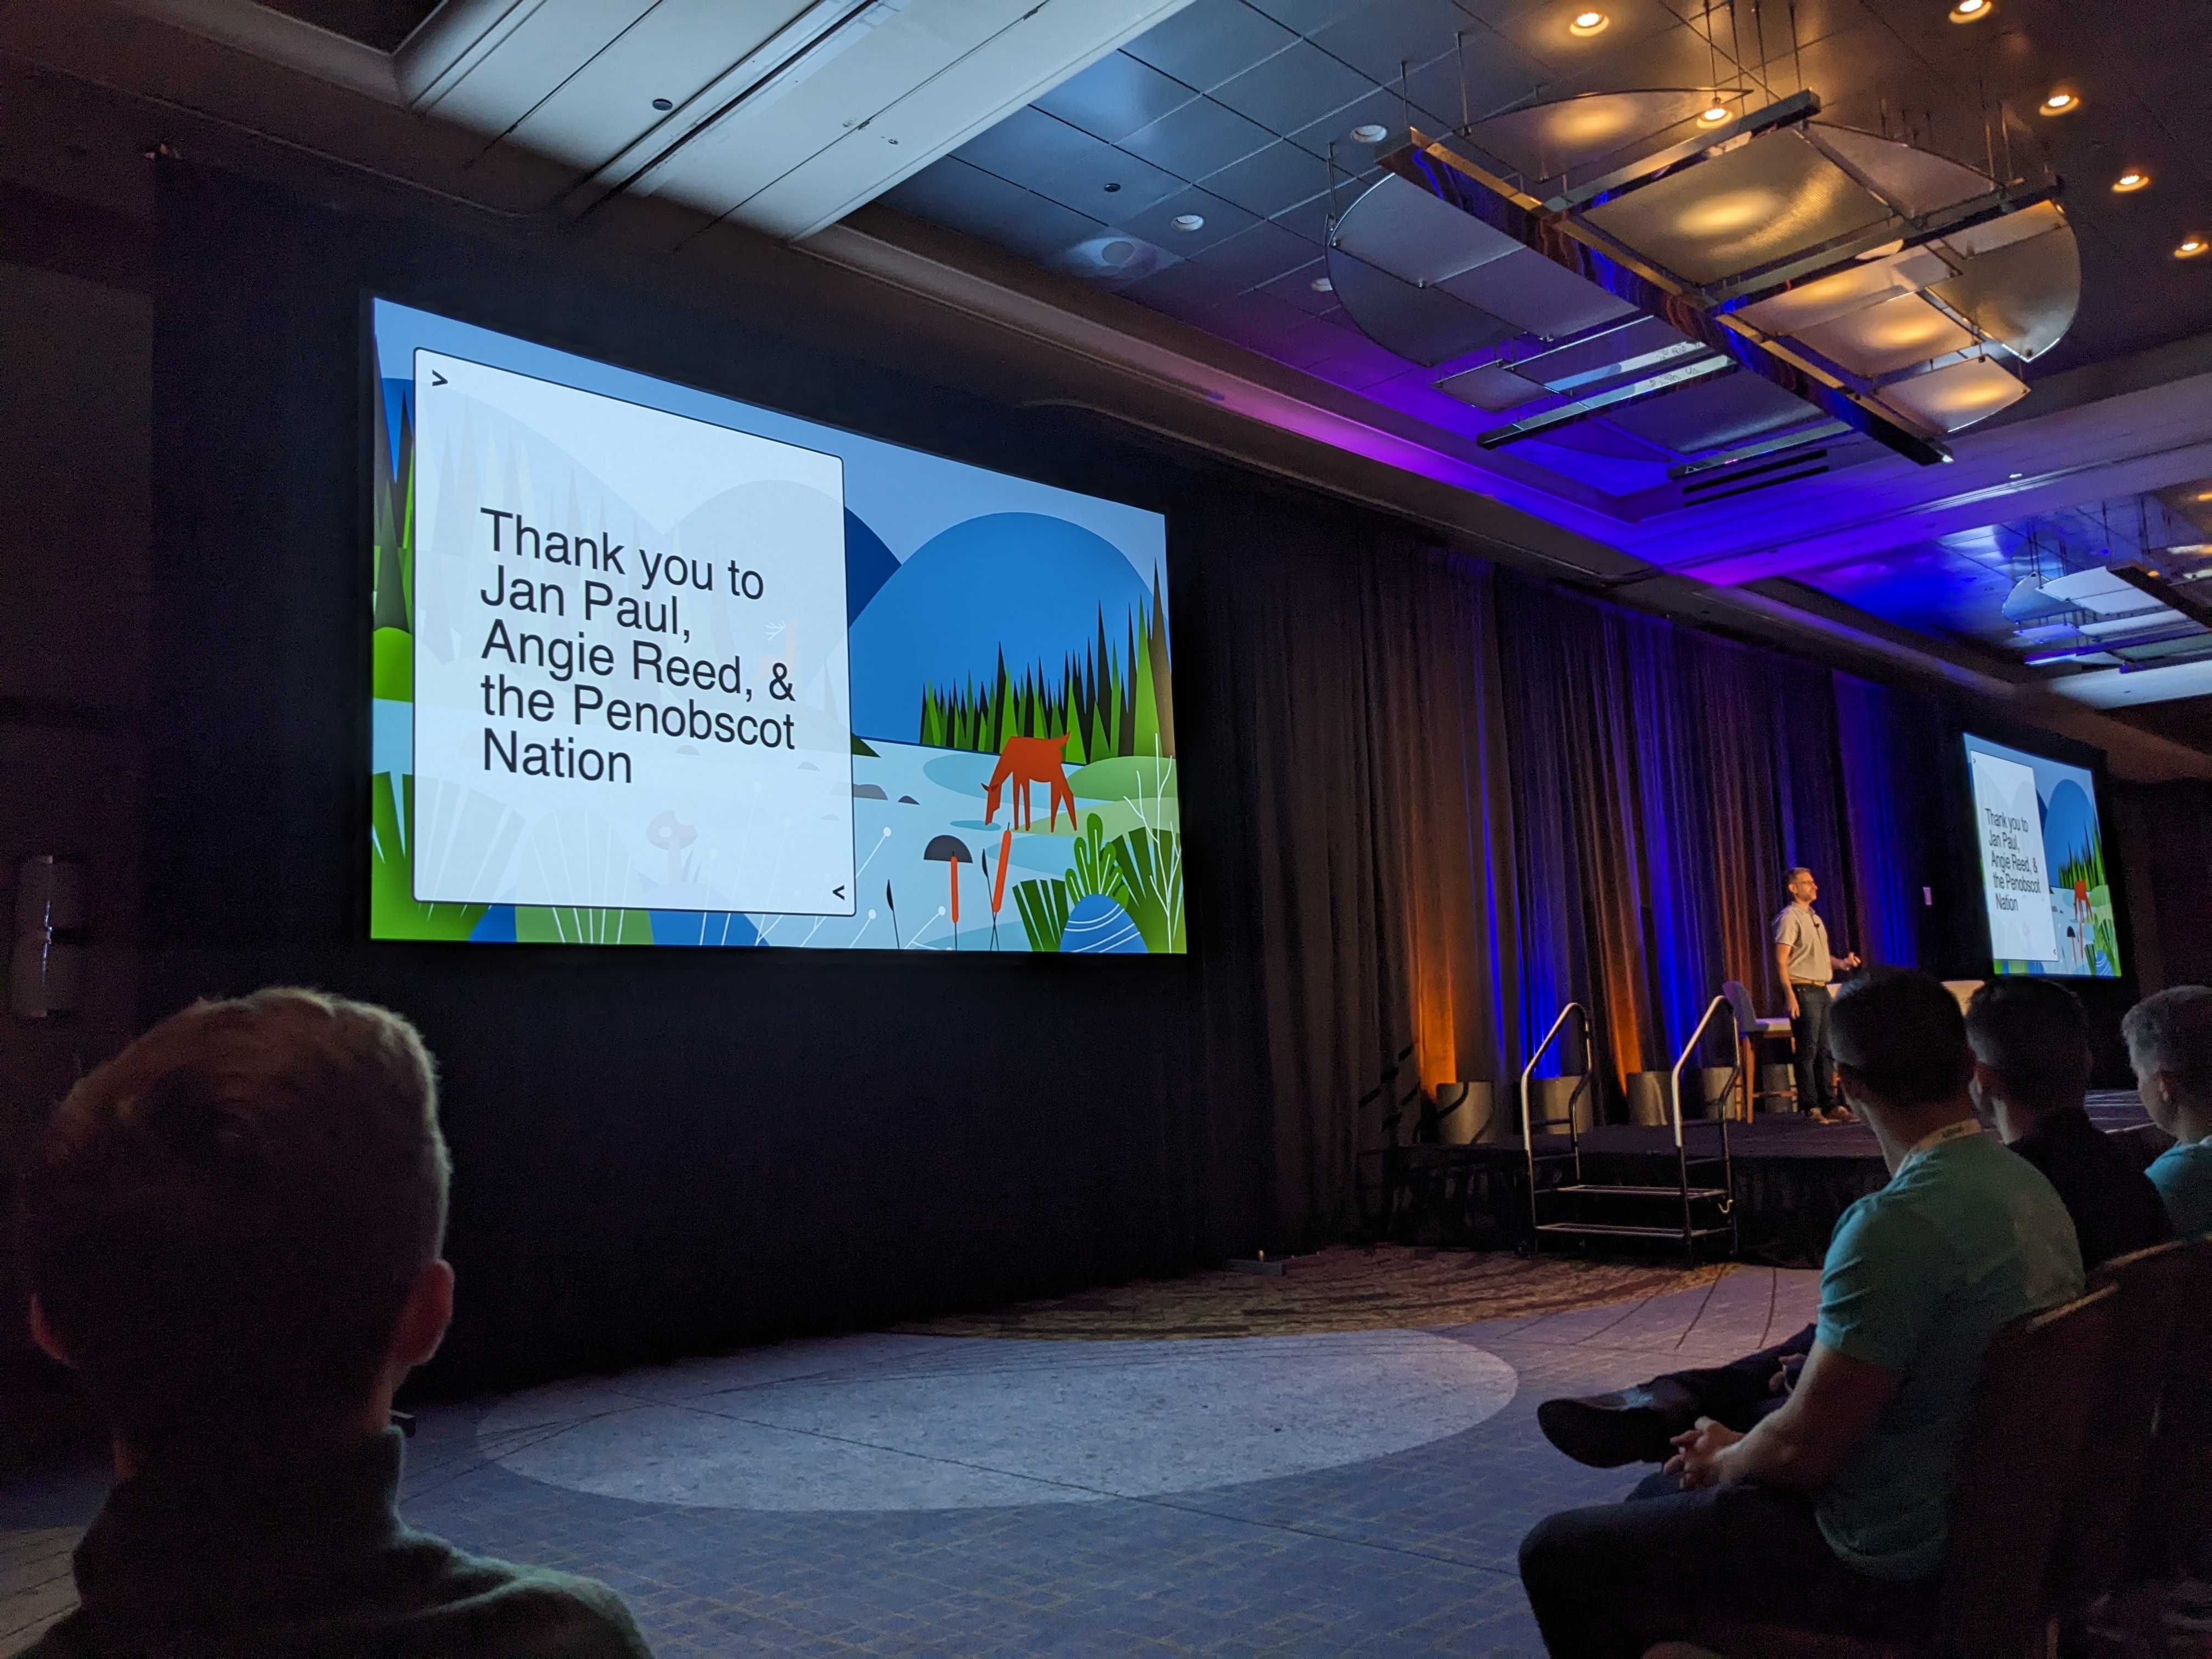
[1962,732,2120,978]
[369,298,1180,954]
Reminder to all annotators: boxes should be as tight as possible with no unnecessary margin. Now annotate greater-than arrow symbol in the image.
[430,369,448,387]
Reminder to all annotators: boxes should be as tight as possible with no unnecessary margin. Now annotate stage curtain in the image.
[1835,672,1928,970]
[1690,639,1792,1007]
[1182,493,1517,1244]
[1493,574,1921,1108]
[1495,578,1661,1106]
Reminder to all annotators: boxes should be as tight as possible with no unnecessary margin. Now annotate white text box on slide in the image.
[1970,750,2056,962]
[410,348,855,917]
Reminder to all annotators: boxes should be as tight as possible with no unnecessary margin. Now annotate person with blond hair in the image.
[2125,984,2212,1237]
[18,988,652,1658]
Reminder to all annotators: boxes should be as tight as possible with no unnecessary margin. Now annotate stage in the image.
[1395,1093,2168,1266]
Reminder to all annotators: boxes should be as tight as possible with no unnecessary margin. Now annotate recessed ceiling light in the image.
[1948,0,1990,19]
[1311,275,1335,292]
[651,97,673,111]
[1569,9,1610,36]
[2039,91,2079,114]
[2009,471,2024,478]
[1170,213,1205,232]
[1103,182,1122,193]
[1699,104,1731,125]
[2179,238,2209,259]
[2113,170,2150,193]
[1349,122,1391,144]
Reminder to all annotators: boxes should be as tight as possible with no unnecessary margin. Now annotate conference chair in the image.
[2129,1235,2212,1584]
[1643,1283,2120,1659]
[2051,1240,2192,1623]
[1720,981,1793,1121]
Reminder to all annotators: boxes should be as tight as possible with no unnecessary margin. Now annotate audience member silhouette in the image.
[1518,969,2084,1659]
[1536,976,2153,1468]
[18,989,653,1658]
[2126,985,2212,1237]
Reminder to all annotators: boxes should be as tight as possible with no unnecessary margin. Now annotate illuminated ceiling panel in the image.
[1875,356,2028,433]
[1791,292,1976,379]
[1734,247,1953,336]
[1579,131,1891,286]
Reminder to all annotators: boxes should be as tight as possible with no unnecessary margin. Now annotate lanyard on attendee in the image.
[1901,1118,1980,1172]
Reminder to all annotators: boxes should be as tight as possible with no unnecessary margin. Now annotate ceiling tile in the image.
[959,108,1187,221]
[1308,0,1479,84]
[1122,0,1300,92]
[1284,86,1440,160]
[1244,0,1371,31]
[1269,190,1336,244]
[1398,37,1549,126]
[1205,290,1350,365]
[1210,40,1377,132]
[1538,19,1756,104]
[1105,183,1262,254]
[1119,96,1278,179]
[1037,140,1189,221]
[1202,139,1334,217]
[1192,216,1323,287]
[1306,324,1415,389]
[1120,258,1238,325]
[1255,258,1343,314]
[1489,0,1695,79]
[1034,51,1198,143]
[952,107,1107,187]
[880,159,1105,263]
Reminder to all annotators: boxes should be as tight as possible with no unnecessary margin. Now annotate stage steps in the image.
[1519,997,1742,1262]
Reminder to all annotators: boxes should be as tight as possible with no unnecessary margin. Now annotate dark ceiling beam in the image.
[2113,566,2212,633]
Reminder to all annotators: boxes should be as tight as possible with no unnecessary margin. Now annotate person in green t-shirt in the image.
[1519,970,2083,1659]
[18,990,653,1659]
[2125,984,2212,1237]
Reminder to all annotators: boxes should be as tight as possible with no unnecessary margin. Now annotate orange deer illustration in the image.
[983,734,1077,832]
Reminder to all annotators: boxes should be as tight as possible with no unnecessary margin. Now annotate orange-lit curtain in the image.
[1182,495,1518,1247]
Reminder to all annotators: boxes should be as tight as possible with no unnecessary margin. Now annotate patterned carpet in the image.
[903,1245,1735,1340]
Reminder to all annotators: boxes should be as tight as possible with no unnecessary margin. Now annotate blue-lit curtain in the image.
[1835,673,1929,971]
[1626,618,1728,1060]
[1690,640,1793,1009]
[1497,580,1657,1110]
[1493,575,1929,1114]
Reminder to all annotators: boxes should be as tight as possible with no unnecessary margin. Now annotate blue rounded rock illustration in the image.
[1060,893,1147,954]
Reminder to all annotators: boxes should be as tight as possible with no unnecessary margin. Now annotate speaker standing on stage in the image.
[1775,868,1861,1125]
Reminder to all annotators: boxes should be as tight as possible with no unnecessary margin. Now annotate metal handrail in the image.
[1520,1001,1590,1144]
[1669,994,1743,1256]
[1522,1002,1593,1246]
[1667,995,1740,1149]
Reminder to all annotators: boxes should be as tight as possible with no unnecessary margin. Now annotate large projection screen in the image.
[1962,732,2121,978]
[370,299,1180,955]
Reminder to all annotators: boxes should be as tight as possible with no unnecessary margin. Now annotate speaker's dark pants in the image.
[1790,983,1835,1115]
[1518,1469,1932,1659]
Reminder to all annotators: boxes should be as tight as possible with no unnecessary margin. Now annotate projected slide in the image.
[370,299,1181,954]
[1963,733,2120,978]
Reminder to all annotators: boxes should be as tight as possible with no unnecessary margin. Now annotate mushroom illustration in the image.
[923,834,972,949]
[646,810,697,884]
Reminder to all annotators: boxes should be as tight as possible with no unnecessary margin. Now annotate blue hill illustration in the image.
[2041,778,2098,872]
[849,512,1150,742]
[846,509,898,624]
